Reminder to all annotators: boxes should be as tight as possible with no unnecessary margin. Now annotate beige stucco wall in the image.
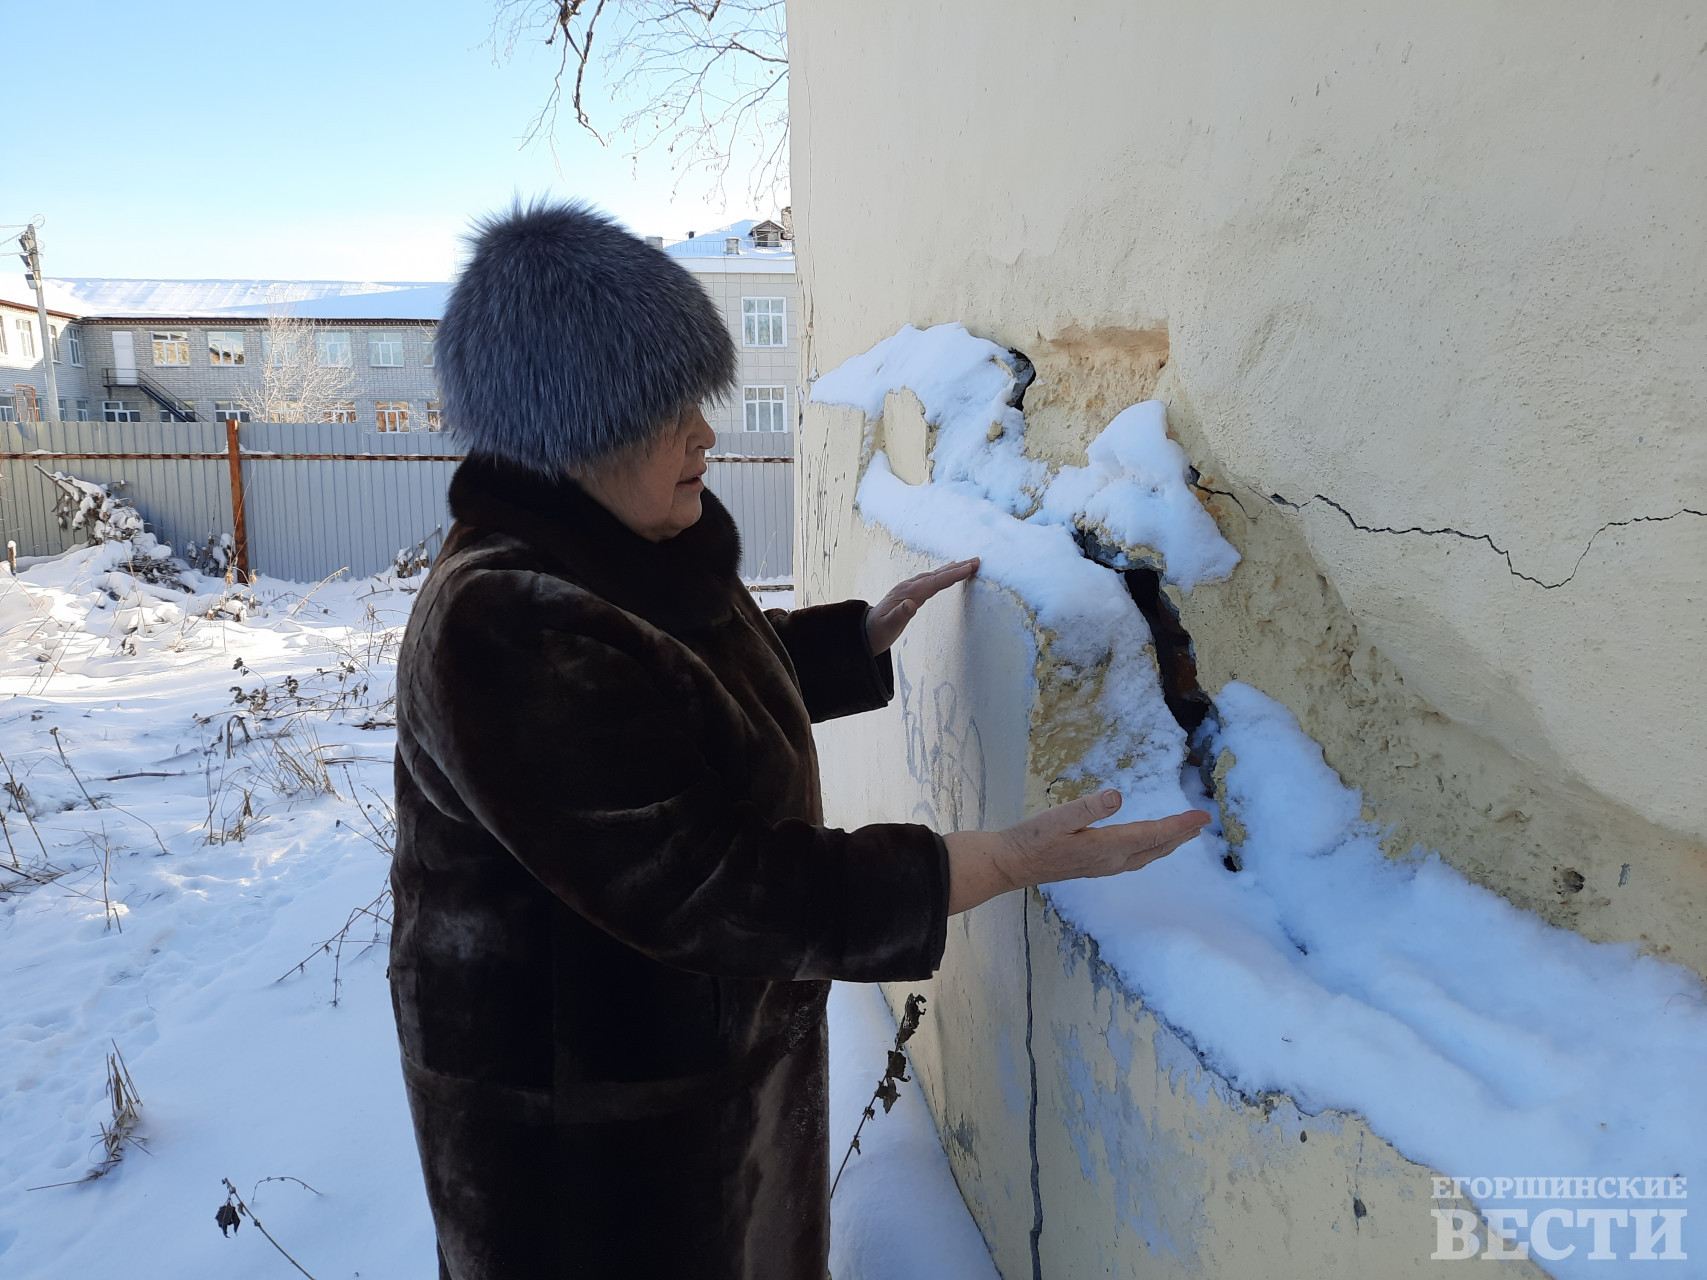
[792,0,1705,962]
[792,2,1704,1275]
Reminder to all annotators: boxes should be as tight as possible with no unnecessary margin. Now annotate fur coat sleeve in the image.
[764,601,896,723]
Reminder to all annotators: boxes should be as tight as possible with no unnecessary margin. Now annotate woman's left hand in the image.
[864,558,980,655]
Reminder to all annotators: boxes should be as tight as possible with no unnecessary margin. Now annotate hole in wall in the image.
[1074,527,1235,869]
[1073,528,1216,752]
[1004,349,1037,410]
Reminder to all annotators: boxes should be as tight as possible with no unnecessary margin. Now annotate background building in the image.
[0,218,798,582]
[0,216,796,445]
[0,294,92,423]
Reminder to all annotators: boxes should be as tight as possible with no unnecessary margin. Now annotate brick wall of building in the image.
[0,299,96,420]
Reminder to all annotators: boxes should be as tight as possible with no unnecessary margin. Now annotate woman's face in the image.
[574,405,717,541]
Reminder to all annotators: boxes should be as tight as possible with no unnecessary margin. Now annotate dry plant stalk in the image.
[216,1176,320,1279]
[285,566,350,618]
[830,992,927,1199]
[259,724,340,800]
[49,726,100,808]
[28,1043,146,1189]
[92,829,121,932]
[96,1045,145,1170]
[0,744,52,863]
[276,887,394,1006]
[48,726,171,855]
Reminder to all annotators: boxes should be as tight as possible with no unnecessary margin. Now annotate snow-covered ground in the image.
[0,541,992,1279]
[815,324,1706,1276]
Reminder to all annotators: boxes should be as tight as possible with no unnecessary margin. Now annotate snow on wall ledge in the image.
[811,323,1705,1277]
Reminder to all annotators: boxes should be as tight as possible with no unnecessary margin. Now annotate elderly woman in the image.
[391,202,1208,1279]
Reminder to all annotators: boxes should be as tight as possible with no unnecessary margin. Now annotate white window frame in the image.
[369,331,404,367]
[67,327,83,366]
[420,333,435,367]
[50,325,61,364]
[742,384,788,432]
[0,395,12,422]
[103,400,141,422]
[16,318,36,360]
[0,319,8,355]
[316,330,353,368]
[213,401,250,422]
[152,330,191,366]
[741,297,786,348]
[75,398,90,421]
[263,334,300,368]
[424,399,442,430]
[375,400,411,431]
[208,331,246,367]
[324,400,358,424]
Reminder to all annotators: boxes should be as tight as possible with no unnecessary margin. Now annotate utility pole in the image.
[17,225,60,423]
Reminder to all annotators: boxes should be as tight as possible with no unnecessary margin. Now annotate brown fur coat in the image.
[390,459,949,1279]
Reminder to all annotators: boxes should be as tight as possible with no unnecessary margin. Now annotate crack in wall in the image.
[1266,491,1706,590]
[1186,468,1255,520]
[1023,895,1044,1280]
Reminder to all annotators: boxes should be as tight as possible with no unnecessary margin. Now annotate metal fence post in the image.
[224,418,250,580]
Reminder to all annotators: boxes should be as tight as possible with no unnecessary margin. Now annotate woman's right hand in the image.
[943,789,1211,915]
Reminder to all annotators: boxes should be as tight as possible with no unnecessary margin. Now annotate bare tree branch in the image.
[236,308,355,426]
[490,0,789,208]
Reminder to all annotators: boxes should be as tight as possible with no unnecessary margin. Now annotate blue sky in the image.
[2,0,782,280]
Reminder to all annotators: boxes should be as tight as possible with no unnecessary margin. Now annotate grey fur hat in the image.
[435,199,735,473]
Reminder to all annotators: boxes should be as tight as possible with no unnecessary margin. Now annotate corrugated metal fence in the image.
[0,422,793,584]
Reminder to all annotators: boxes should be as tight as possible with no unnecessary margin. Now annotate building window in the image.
[15,319,36,360]
[263,334,300,367]
[67,328,83,366]
[424,399,442,430]
[743,385,787,432]
[742,297,786,347]
[12,385,38,421]
[75,398,90,421]
[369,331,404,367]
[421,334,435,367]
[208,331,246,366]
[0,394,12,421]
[160,400,196,423]
[324,400,358,424]
[0,320,7,355]
[50,325,62,363]
[375,400,410,431]
[152,331,190,365]
[266,402,302,422]
[213,401,251,422]
[317,330,352,367]
[103,400,141,422]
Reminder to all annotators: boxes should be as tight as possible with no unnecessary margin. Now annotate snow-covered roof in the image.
[0,273,86,318]
[0,224,792,322]
[661,220,795,274]
[0,275,449,321]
